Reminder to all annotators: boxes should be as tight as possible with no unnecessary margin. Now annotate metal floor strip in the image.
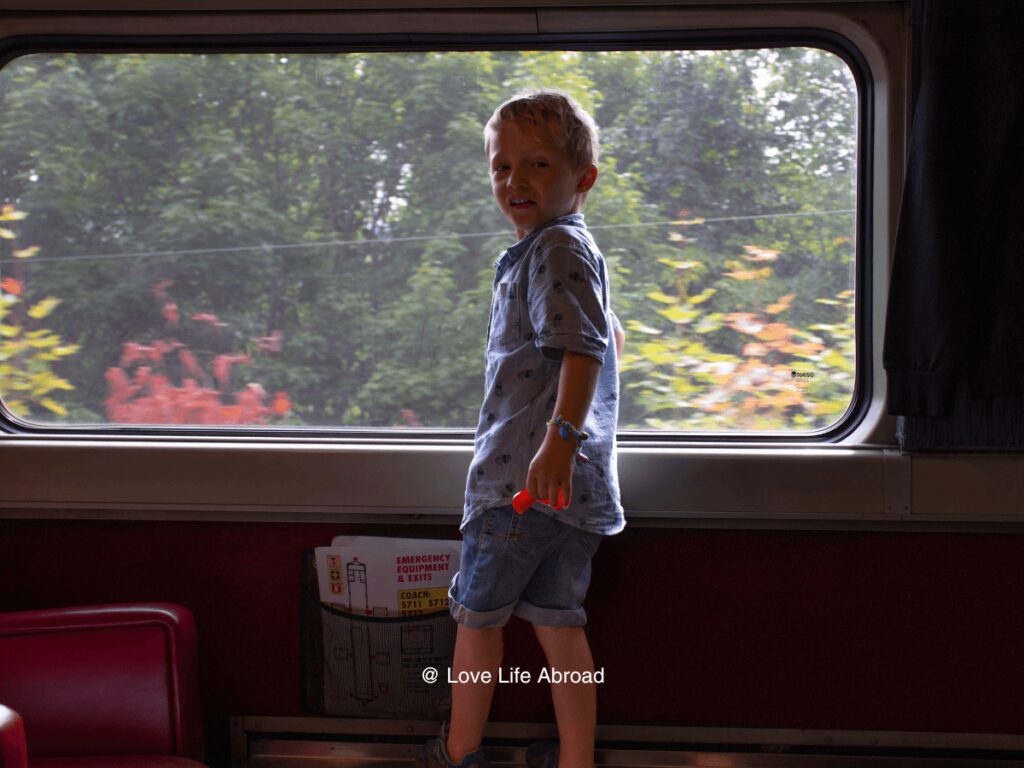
[246,740,1024,767]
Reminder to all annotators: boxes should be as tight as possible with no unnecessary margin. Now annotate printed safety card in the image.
[315,535,461,617]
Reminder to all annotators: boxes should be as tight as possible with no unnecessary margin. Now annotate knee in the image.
[460,624,504,641]
[533,623,582,638]
[533,623,587,653]
[457,624,505,656]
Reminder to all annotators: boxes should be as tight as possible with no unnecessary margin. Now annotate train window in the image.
[0,46,859,437]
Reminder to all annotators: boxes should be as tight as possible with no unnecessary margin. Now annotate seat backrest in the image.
[0,604,202,761]
[0,704,28,768]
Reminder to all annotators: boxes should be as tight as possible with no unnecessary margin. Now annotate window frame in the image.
[0,29,870,442]
[0,1,928,526]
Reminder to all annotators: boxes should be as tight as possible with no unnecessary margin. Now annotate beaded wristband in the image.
[546,415,590,465]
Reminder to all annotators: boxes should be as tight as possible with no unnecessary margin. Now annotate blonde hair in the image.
[485,90,599,169]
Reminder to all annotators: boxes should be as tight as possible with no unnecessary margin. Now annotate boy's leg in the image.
[446,624,504,763]
[515,520,603,768]
[533,624,596,768]
[443,505,540,764]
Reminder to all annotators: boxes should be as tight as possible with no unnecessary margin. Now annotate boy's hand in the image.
[525,350,602,512]
[526,429,579,510]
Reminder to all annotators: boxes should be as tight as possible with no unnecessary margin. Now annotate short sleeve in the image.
[610,308,622,334]
[527,241,609,363]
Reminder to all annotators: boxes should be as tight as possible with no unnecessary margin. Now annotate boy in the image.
[419,91,624,768]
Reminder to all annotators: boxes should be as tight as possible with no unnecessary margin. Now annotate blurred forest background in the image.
[0,48,857,431]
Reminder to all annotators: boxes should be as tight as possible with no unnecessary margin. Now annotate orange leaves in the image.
[105,277,290,426]
[722,246,779,280]
[695,359,808,417]
[163,302,180,327]
[631,232,858,430]
[740,389,804,413]
[105,366,135,398]
[632,283,829,427]
[724,267,772,281]
[178,349,202,378]
[105,372,277,425]
[272,392,292,416]
[778,340,824,356]
[726,307,825,360]
[105,364,290,425]
[766,293,795,314]
[400,407,423,427]
[1,277,23,296]
[688,360,803,416]
[742,342,770,357]
[754,322,789,342]
[213,353,250,390]
[120,340,179,367]
[191,312,227,329]
[740,244,780,262]
[257,329,283,354]
[151,278,173,300]
[0,204,27,222]
[724,312,763,335]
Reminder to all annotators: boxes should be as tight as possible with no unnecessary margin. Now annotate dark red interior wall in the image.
[2,519,1023,737]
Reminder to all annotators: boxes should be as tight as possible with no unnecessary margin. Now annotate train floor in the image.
[242,739,1024,767]
[233,720,1024,768]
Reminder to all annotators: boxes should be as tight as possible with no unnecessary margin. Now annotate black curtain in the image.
[883,0,1024,450]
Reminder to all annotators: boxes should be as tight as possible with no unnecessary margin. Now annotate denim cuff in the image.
[513,599,588,627]
[448,591,515,629]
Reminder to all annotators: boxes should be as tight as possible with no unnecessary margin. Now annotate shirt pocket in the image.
[487,280,522,348]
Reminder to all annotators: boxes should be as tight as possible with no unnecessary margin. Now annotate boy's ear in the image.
[576,165,598,193]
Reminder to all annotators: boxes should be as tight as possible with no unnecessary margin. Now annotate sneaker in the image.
[524,739,560,768]
[416,722,492,768]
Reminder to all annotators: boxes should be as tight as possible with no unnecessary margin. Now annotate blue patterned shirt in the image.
[463,214,625,535]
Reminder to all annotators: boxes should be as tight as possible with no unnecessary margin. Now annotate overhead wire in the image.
[0,208,854,267]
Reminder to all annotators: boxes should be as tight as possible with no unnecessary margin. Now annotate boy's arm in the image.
[526,350,601,511]
[611,310,625,358]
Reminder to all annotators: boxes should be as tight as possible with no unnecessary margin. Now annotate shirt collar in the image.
[495,213,586,269]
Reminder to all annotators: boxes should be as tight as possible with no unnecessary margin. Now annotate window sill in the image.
[1,435,1021,528]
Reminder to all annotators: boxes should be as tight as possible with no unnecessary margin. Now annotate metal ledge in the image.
[231,718,1024,767]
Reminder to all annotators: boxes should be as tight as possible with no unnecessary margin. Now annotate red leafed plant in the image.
[105,279,291,425]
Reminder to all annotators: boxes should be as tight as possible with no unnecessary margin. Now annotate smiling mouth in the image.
[510,198,535,209]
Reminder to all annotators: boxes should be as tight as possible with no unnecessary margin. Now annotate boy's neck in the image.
[515,211,584,242]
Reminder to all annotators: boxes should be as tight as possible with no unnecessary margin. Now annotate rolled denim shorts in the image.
[448,504,602,629]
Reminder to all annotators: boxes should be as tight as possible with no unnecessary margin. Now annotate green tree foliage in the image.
[0,48,857,431]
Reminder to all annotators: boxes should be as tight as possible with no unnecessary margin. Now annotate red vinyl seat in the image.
[0,704,28,768]
[0,604,205,768]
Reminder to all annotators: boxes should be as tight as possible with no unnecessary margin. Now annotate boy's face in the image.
[487,117,597,241]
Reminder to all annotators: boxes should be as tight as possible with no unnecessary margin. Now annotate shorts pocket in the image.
[505,507,524,558]
[480,506,498,538]
[579,528,602,559]
[506,507,558,560]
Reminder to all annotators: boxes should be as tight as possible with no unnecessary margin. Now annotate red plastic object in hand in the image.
[512,487,565,514]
